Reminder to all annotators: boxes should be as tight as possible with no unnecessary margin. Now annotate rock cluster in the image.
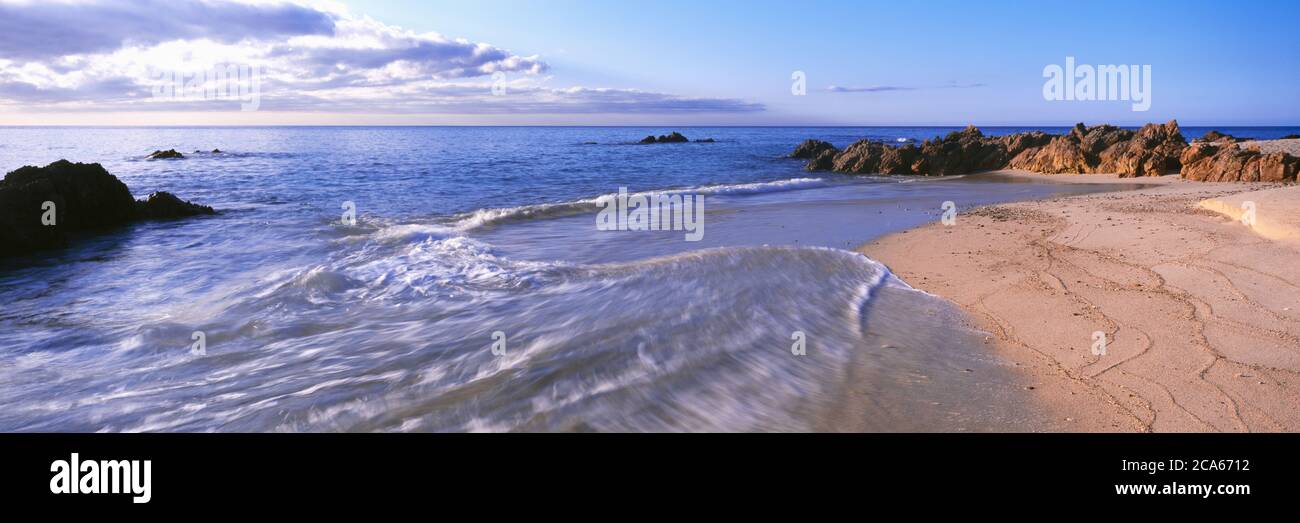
[1180,143,1300,182]
[1009,121,1185,177]
[639,132,690,144]
[794,120,1297,182]
[1195,130,1246,143]
[0,160,215,258]
[148,149,184,160]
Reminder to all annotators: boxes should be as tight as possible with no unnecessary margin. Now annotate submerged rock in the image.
[639,132,690,144]
[148,149,184,160]
[135,191,217,219]
[0,160,216,258]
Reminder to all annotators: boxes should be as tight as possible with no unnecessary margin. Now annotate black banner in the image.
[0,433,1289,511]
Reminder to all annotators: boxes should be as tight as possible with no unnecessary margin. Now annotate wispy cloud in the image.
[0,0,760,115]
[826,82,987,93]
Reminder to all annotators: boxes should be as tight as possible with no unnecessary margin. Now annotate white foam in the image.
[448,178,831,231]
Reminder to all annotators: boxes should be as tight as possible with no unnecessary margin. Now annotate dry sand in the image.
[860,171,1300,432]
[1238,137,1300,155]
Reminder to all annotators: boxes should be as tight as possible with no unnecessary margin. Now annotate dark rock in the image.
[148,149,184,160]
[638,132,690,144]
[0,160,136,256]
[135,192,216,220]
[1280,134,1300,140]
[806,149,837,171]
[0,160,215,258]
[830,140,889,173]
[790,139,837,160]
[212,149,222,153]
[912,125,1011,176]
[1195,130,1247,143]
[831,140,921,175]
[694,138,716,143]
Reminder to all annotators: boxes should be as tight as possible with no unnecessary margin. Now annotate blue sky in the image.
[1,0,1296,125]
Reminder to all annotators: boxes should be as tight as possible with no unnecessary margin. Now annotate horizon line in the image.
[2,123,1298,129]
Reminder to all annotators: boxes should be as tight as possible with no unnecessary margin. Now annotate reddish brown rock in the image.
[1257,153,1300,182]
[1008,136,1090,174]
[1181,143,1300,182]
[794,119,1294,182]
[1099,120,1186,177]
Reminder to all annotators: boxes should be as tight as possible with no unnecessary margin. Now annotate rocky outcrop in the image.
[1008,136,1089,173]
[832,141,918,174]
[1005,121,1183,177]
[790,120,1292,182]
[1180,143,1300,182]
[790,139,837,159]
[639,132,690,144]
[148,149,184,160]
[824,126,1025,177]
[911,126,1013,176]
[1095,121,1186,176]
[0,160,216,258]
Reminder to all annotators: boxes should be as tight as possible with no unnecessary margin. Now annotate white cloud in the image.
[0,0,762,115]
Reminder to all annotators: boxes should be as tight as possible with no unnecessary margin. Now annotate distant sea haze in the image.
[0,126,1292,432]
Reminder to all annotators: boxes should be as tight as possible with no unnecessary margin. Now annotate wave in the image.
[446,177,833,231]
[1,233,906,431]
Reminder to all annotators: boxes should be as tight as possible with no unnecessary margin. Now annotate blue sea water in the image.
[0,126,1292,432]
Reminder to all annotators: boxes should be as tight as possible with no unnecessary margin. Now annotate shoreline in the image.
[860,171,1300,432]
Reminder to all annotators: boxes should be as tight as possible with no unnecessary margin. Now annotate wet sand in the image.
[861,171,1300,432]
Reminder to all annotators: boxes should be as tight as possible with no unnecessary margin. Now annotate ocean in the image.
[1,126,1294,432]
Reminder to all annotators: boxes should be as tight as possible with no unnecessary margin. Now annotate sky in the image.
[0,0,1297,126]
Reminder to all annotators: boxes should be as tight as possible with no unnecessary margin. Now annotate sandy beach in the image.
[861,171,1300,432]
